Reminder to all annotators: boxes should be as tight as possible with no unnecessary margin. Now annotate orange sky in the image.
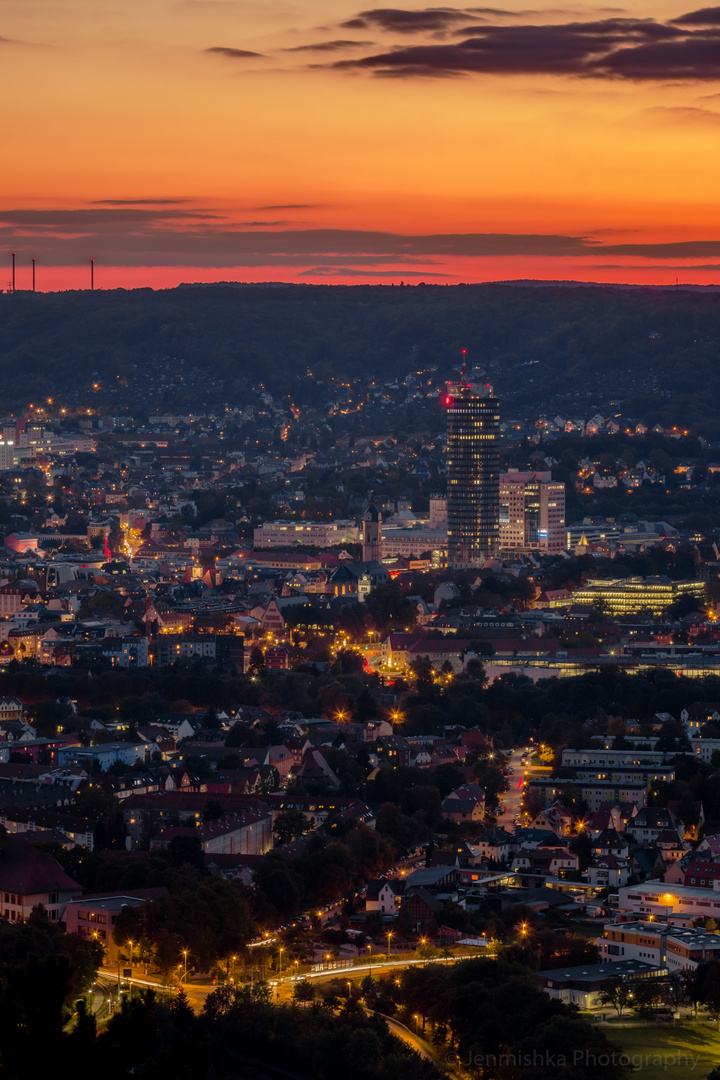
[2,1,720,290]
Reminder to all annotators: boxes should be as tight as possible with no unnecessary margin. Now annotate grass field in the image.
[610,1024,720,1079]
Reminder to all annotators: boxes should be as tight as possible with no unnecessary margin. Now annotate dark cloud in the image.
[0,208,218,229]
[467,7,526,14]
[284,39,374,52]
[589,263,720,269]
[672,7,720,24]
[92,199,192,206]
[254,204,324,209]
[340,8,479,33]
[643,104,720,121]
[0,225,592,264]
[301,266,455,277]
[205,46,265,58]
[600,240,720,257]
[599,37,720,79]
[330,10,720,79]
[8,218,720,268]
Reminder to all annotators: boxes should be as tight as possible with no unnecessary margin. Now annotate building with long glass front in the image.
[444,378,499,567]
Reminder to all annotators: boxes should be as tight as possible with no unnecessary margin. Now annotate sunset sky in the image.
[3,0,720,289]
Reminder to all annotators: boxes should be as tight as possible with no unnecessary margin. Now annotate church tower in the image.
[362,494,382,563]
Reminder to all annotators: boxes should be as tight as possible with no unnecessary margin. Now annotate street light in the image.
[367,943,372,973]
[387,930,393,959]
[182,949,188,983]
[278,946,284,976]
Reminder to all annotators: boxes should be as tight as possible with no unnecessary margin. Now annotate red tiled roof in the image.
[0,836,80,895]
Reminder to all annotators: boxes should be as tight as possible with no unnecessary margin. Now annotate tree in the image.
[0,955,73,1078]
[273,810,308,846]
[168,834,204,869]
[400,785,442,830]
[225,721,258,748]
[249,646,266,675]
[365,582,415,631]
[409,655,434,689]
[631,978,662,1017]
[599,978,634,1017]
[463,657,488,684]
[202,798,225,823]
[253,856,300,914]
[428,763,465,798]
[293,979,316,1003]
[692,960,720,1028]
[662,973,685,1014]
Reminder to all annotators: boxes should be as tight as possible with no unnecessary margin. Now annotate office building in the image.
[499,470,566,552]
[253,520,360,549]
[617,882,720,926]
[444,377,500,567]
[569,576,703,617]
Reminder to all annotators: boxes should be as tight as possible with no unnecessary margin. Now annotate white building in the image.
[617,881,720,926]
[254,520,360,548]
[499,470,566,553]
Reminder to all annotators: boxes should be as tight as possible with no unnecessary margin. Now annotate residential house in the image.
[365,878,401,916]
[442,783,485,824]
[475,827,513,863]
[628,807,683,845]
[0,835,79,922]
[586,857,632,889]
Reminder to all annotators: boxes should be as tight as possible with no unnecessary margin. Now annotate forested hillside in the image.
[2,282,720,429]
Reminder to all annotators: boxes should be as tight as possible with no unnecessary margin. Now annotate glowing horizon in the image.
[3,1,720,291]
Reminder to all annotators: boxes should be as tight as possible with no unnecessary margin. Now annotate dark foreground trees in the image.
[0,970,441,1080]
[395,959,627,1080]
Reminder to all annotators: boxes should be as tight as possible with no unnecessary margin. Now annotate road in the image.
[500,747,550,830]
[96,968,210,1016]
[95,953,480,1015]
[383,1015,440,1065]
[499,748,530,827]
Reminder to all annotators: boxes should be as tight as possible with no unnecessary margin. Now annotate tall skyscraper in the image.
[444,376,500,567]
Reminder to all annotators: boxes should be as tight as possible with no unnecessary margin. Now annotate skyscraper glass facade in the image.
[444,380,500,567]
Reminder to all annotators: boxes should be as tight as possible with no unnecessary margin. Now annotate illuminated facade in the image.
[444,380,500,567]
[569,576,703,616]
[499,470,566,552]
